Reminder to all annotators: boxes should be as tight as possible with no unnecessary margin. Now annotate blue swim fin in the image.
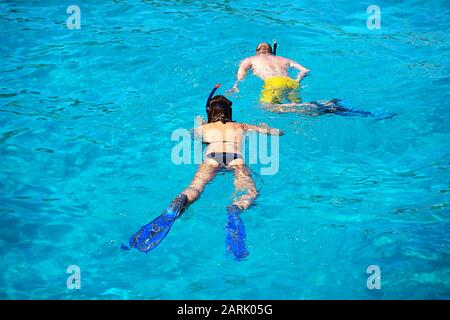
[225,205,249,260]
[129,194,188,253]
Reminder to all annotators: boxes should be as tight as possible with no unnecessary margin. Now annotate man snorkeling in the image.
[230,41,395,120]
[129,94,283,260]
[230,42,310,105]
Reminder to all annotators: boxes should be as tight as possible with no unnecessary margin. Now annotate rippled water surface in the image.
[1,0,449,299]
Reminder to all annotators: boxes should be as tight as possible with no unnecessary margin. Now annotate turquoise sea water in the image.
[0,0,449,299]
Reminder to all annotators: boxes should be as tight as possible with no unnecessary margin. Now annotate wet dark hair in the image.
[207,95,233,123]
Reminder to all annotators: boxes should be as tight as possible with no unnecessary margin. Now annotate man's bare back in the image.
[231,42,310,93]
[238,54,308,81]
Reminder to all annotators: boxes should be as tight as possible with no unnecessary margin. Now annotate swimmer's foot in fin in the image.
[335,107,396,120]
[320,100,397,120]
[271,99,396,120]
[225,205,249,261]
[373,111,397,121]
[129,194,188,253]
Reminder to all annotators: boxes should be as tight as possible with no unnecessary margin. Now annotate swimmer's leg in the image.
[287,87,301,104]
[129,163,218,253]
[182,163,219,204]
[230,164,258,210]
[224,164,257,260]
[263,99,394,119]
[262,102,322,116]
[264,99,371,117]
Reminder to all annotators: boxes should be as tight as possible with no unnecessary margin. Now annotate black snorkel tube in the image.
[273,39,277,55]
[206,83,221,112]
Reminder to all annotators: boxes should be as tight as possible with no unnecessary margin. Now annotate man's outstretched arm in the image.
[231,58,252,93]
[288,59,310,82]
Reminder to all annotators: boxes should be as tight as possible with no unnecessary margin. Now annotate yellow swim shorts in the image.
[260,76,300,104]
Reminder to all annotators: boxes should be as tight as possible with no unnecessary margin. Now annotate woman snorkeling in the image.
[129,94,283,260]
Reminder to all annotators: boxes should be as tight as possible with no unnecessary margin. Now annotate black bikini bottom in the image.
[205,152,242,166]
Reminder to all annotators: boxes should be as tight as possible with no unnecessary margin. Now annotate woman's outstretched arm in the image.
[243,123,284,136]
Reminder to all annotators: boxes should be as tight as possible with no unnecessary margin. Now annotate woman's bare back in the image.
[200,122,245,155]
